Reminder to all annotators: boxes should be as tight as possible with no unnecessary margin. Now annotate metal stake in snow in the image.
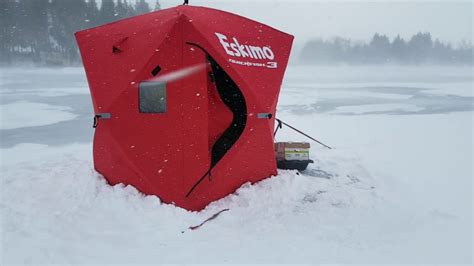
[189,209,230,230]
[274,118,332,150]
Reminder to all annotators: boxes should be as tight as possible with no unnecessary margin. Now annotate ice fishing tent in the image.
[76,5,293,211]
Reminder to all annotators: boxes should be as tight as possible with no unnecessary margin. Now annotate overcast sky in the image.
[155,0,472,45]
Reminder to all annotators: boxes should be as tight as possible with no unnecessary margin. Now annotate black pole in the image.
[275,119,332,150]
[273,119,282,136]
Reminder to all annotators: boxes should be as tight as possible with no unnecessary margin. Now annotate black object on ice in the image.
[275,142,314,171]
[276,158,314,171]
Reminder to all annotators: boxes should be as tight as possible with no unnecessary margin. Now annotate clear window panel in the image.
[139,81,166,113]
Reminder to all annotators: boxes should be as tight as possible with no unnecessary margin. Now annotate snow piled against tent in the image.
[1,141,383,263]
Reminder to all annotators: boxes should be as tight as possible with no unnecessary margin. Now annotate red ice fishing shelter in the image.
[76,5,293,211]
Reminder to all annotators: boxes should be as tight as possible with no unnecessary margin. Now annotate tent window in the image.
[139,81,166,113]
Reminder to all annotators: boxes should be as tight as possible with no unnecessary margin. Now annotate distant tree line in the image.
[301,32,473,65]
[0,0,161,66]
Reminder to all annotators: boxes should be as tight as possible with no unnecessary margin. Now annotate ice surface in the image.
[329,103,424,114]
[0,65,472,264]
[0,101,78,130]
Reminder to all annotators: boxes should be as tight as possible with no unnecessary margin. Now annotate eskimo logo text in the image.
[215,33,275,60]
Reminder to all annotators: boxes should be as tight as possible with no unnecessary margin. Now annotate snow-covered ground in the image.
[1,65,472,264]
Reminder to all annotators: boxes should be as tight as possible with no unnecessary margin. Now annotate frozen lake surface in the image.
[1,65,472,264]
